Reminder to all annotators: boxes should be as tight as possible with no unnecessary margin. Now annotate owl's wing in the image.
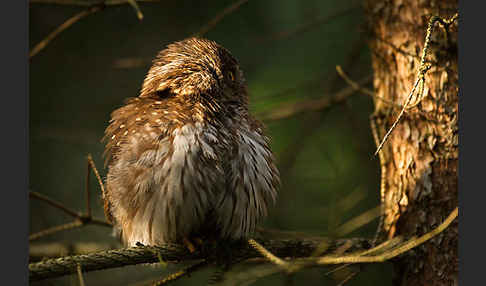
[103,97,158,167]
[216,120,280,239]
[102,97,158,225]
[103,100,225,245]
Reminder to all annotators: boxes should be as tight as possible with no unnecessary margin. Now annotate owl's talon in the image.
[183,237,196,253]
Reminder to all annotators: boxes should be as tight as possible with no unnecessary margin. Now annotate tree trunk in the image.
[363,1,458,286]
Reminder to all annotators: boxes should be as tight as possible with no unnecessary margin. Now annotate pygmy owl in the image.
[103,38,280,247]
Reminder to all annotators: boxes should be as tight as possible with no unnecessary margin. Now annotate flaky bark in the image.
[364,1,458,285]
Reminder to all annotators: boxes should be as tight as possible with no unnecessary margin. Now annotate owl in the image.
[102,38,280,248]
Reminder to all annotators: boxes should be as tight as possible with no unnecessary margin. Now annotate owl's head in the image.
[140,37,247,107]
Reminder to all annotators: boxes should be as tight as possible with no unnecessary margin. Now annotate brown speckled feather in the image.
[102,38,279,246]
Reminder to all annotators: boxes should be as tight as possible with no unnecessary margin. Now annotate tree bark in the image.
[363,1,458,286]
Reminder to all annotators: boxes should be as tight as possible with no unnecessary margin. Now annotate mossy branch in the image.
[29,238,371,282]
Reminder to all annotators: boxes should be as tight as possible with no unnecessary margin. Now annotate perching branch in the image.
[30,206,457,282]
[29,238,371,282]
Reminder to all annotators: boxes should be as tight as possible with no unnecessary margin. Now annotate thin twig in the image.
[29,0,158,58]
[256,206,455,278]
[29,191,112,241]
[29,5,103,58]
[29,221,83,241]
[87,217,112,227]
[323,263,351,276]
[29,155,112,241]
[314,207,457,265]
[334,206,381,237]
[373,75,422,156]
[126,0,144,20]
[29,190,111,241]
[335,270,359,286]
[76,264,86,286]
[248,239,289,268]
[370,116,387,246]
[87,154,106,199]
[260,6,358,42]
[29,217,110,242]
[85,156,92,218]
[194,0,250,37]
[29,217,111,241]
[258,76,372,121]
[336,65,403,108]
[375,37,438,65]
[30,191,79,218]
[335,66,374,97]
[30,0,160,5]
[356,236,403,257]
[151,260,207,286]
[322,237,402,280]
[225,207,456,283]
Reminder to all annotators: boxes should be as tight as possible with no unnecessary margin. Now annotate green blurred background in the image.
[29,0,392,285]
